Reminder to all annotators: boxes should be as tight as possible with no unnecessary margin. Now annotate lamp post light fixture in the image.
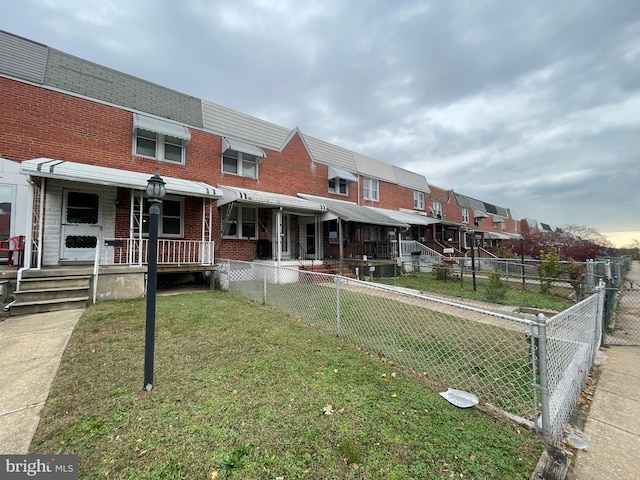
[143,170,166,392]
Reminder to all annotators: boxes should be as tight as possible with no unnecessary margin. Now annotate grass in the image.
[251,281,536,415]
[376,272,574,312]
[31,291,545,479]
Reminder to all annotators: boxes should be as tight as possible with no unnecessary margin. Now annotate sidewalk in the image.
[0,309,83,453]
[569,261,640,480]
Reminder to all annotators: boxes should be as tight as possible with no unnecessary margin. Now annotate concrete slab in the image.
[596,369,640,401]
[0,309,83,454]
[571,419,640,480]
[587,389,640,433]
[0,405,43,454]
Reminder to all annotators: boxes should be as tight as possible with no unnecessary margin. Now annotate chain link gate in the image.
[604,287,640,346]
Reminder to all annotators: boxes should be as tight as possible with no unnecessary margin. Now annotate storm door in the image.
[60,190,101,261]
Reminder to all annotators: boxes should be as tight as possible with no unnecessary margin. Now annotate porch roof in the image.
[217,186,327,212]
[21,158,222,199]
[369,207,440,226]
[299,194,408,228]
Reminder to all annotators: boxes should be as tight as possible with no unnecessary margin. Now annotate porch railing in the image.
[98,238,215,266]
[400,240,443,261]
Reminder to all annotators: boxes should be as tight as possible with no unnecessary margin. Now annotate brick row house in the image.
[0,30,523,304]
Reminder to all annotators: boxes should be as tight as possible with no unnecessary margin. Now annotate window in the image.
[329,178,349,195]
[223,205,257,239]
[462,208,469,224]
[413,191,425,210]
[223,150,258,178]
[135,129,185,163]
[363,177,379,201]
[141,197,183,237]
[364,227,381,242]
[432,201,442,218]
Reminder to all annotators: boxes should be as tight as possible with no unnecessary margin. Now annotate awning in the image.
[299,194,408,228]
[222,137,266,159]
[21,158,222,199]
[328,166,357,183]
[217,186,326,212]
[484,232,511,240]
[133,113,191,141]
[473,209,489,219]
[368,207,440,226]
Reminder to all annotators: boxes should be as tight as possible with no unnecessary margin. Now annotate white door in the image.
[60,189,101,261]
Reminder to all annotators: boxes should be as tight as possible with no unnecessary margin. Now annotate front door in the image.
[60,190,101,261]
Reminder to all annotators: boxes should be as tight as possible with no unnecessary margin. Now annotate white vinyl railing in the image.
[400,240,443,261]
[97,238,215,266]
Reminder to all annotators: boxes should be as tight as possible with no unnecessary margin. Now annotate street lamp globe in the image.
[146,170,166,201]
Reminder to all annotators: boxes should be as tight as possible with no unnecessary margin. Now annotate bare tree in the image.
[563,224,612,247]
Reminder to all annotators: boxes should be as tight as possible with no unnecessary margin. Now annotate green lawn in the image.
[376,272,574,312]
[31,292,545,479]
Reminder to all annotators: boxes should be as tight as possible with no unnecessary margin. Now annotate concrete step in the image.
[18,275,92,291]
[10,296,89,316]
[13,286,90,303]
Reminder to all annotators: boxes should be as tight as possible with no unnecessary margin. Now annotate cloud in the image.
[1,0,639,242]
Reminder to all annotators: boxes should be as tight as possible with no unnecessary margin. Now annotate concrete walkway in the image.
[569,261,640,479]
[0,309,83,453]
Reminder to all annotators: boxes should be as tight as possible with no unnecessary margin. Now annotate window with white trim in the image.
[223,205,257,239]
[432,201,442,217]
[135,129,185,163]
[223,150,258,178]
[413,191,425,210]
[141,197,183,237]
[462,208,469,224]
[363,177,379,201]
[329,178,349,195]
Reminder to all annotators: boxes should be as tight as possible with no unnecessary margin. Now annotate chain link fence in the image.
[217,260,605,442]
[604,287,640,346]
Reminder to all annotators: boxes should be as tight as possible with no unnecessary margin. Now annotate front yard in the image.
[31,292,545,479]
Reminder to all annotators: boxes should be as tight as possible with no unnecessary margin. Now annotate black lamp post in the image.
[468,230,477,292]
[143,170,166,392]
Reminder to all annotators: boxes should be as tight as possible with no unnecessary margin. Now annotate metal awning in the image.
[133,113,191,141]
[328,166,358,183]
[299,194,408,228]
[222,137,266,159]
[21,158,222,199]
[473,209,489,219]
[367,207,440,226]
[217,186,326,212]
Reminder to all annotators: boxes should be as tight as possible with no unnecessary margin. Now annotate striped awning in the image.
[21,158,221,199]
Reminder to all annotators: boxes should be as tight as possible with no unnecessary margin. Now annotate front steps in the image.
[9,268,91,316]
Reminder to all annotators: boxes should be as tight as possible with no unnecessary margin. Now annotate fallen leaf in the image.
[323,405,334,415]
[381,412,388,419]
[338,408,345,414]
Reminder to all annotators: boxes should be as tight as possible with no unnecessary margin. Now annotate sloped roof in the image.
[428,184,452,203]
[393,166,430,192]
[299,194,408,227]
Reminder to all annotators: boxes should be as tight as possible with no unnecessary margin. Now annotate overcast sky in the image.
[2,0,639,246]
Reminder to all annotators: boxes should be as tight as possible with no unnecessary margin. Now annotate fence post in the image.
[336,275,341,337]
[263,265,267,305]
[536,315,552,439]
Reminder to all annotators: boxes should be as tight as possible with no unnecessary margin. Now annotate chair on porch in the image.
[0,235,25,268]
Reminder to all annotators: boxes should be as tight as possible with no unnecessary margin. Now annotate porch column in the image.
[276,208,282,269]
[338,219,344,275]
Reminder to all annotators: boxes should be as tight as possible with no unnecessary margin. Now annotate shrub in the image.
[485,271,507,303]
[537,249,562,294]
[431,263,450,280]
